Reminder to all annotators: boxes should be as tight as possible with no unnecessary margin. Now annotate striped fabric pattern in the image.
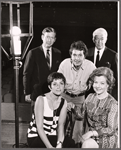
[27,96,64,138]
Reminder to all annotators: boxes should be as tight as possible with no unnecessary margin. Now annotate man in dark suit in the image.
[87,28,118,100]
[23,27,61,102]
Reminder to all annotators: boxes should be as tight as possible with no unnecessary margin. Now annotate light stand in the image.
[14,58,20,147]
[1,2,33,148]
[10,26,21,148]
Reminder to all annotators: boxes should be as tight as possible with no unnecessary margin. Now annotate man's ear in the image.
[93,38,95,43]
[41,34,44,41]
[54,37,56,42]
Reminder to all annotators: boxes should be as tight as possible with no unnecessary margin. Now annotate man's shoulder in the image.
[88,47,94,50]
[61,58,70,64]
[87,47,95,56]
[59,58,71,68]
[84,59,96,71]
[85,59,95,66]
[88,47,95,51]
[29,46,42,53]
[52,47,61,54]
[105,47,117,54]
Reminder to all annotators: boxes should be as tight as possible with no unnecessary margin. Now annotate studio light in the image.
[10,26,21,57]
[10,26,22,148]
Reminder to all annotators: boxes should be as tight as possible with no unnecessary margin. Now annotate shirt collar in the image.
[71,59,85,71]
[95,47,105,56]
[42,45,52,55]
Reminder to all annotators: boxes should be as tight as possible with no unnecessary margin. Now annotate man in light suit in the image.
[87,28,118,100]
[23,27,61,102]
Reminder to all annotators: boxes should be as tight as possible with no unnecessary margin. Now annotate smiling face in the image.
[94,34,107,50]
[71,49,85,67]
[93,76,109,95]
[49,79,65,96]
[41,32,56,48]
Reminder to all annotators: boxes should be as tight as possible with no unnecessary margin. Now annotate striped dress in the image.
[27,95,65,138]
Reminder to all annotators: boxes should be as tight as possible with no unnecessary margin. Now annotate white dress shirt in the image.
[42,45,52,68]
[94,47,105,65]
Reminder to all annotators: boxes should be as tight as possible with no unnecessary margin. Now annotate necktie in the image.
[46,49,50,68]
[95,51,100,67]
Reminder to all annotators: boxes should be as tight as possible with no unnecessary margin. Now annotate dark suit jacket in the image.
[23,45,61,101]
[87,46,118,99]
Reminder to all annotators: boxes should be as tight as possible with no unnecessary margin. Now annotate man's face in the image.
[71,49,85,67]
[42,32,56,48]
[94,34,107,50]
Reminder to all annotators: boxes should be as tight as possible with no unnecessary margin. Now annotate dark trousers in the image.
[27,135,76,148]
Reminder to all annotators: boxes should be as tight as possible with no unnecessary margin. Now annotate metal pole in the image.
[14,58,20,148]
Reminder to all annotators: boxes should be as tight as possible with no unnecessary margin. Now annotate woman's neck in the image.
[47,92,61,110]
[96,91,108,99]
[48,92,59,102]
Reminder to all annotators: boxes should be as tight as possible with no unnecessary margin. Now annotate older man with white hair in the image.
[87,27,118,100]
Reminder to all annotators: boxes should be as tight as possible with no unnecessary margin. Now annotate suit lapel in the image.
[98,47,112,67]
[51,48,56,69]
[40,46,50,69]
[99,47,108,63]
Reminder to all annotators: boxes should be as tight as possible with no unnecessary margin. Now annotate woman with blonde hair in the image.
[68,67,118,148]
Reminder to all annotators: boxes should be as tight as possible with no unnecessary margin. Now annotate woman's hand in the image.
[82,131,93,141]
[82,130,98,142]
[92,130,98,137]
[67,102,75,111]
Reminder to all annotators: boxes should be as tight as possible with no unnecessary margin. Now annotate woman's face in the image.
[93,76,109,95]
[50,79,65,96]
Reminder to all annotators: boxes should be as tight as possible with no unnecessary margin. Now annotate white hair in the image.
[92,28,108,41]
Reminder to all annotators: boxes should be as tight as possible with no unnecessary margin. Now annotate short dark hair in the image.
[87,67,115,92]
[47,72,66,86]
[69,40,88,57]
[42,27,56,36]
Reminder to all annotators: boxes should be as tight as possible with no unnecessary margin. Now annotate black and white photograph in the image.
[1,1,120,148]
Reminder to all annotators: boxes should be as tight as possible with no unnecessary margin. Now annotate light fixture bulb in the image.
[10,26,21,36]
[10,26,21,56]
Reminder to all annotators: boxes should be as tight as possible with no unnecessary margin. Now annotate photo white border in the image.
[0,0,120,150]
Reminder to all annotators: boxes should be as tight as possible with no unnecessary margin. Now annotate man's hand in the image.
[25,94,31,102]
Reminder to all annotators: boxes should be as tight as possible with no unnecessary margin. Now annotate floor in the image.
[1,122,29,148]
[1,61,30,148]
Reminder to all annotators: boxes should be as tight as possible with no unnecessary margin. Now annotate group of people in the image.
[23,27,118,148]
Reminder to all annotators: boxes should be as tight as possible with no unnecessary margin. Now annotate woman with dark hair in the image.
[27,72,75,148]
[68,67,118,148]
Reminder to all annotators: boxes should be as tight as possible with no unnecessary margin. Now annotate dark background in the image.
[1,1,118,102]
[1,1,118,62]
